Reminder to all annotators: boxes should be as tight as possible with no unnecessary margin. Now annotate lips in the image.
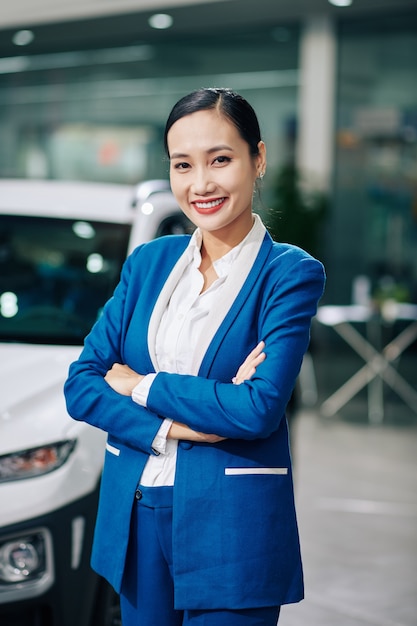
[192,197,227,214]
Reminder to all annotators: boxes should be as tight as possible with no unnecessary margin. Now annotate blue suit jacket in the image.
[64,230,325,610]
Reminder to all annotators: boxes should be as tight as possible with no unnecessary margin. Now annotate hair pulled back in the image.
[164,88,262,158]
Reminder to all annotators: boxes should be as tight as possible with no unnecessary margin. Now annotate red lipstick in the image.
[191,197,227,215]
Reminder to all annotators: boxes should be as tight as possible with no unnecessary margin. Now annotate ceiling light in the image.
[328,0,352,6]
[148,13,173,30]
[12,29,34,46]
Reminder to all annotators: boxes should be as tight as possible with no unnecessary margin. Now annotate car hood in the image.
[0,343,82,455]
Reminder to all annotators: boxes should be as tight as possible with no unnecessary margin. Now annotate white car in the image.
[0,179,191,626]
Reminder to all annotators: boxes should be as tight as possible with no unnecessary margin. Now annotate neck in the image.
[200,214,254,262]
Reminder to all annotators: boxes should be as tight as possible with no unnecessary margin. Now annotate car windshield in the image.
[0,215,130,345]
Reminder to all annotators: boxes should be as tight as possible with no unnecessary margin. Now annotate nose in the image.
[191,166,215,196]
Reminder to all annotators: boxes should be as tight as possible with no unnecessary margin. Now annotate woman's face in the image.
[167,109,266,244]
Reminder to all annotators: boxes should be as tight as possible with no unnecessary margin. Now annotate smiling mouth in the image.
[193,197,226,213]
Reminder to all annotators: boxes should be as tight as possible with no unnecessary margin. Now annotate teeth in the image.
[195,198,224,209]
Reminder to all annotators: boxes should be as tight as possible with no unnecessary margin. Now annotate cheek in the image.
[227,167,256,197]
[230,161,257,184]
[169,178,191,214]
[169,173,183,199]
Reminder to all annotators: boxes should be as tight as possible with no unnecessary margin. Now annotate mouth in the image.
[192,197,227,215]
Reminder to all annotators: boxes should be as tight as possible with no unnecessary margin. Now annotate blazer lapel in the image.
[147,248,192,370]
[197,231,273,377]
[192,219,272,375]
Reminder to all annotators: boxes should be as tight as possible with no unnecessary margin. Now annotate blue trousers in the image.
[120,486,281,626]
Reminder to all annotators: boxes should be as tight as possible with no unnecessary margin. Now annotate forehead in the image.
[167,109,243,152]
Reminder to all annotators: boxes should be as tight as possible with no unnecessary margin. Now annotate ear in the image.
[256,141,267,177]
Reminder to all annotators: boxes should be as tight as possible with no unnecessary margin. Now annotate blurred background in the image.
[0,1,416,625]
[1,0,416,305]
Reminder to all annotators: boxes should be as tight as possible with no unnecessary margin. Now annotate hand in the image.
[232,341,266,385]
[168,421,226,444]
[104,363,144,396]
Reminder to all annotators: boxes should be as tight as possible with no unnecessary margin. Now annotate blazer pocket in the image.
[225,467,288,476]
[106,442,121,457]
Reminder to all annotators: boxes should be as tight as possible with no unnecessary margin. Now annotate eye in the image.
[173,161,190,170]
[213,155,231,165]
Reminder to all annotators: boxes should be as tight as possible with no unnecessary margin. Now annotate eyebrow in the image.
[170,144,234,159]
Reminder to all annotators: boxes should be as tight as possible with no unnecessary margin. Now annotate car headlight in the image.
[0,528,54,598]
[0,533,44,583]
[0,440,76,483]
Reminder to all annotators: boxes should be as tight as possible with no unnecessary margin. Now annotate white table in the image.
[315,303,417,423]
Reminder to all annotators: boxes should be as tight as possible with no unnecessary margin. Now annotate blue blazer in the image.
[64,230,325,610]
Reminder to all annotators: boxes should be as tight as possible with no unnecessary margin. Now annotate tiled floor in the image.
[279,403,417,626]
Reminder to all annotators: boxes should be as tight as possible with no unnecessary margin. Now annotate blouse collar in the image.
[187,214,265,279]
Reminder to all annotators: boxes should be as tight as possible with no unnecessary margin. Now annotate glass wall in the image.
[0,25,299,200]
[330,12,417,304]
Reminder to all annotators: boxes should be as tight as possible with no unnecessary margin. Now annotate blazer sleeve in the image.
[147,252,325,440]
[64,247,163,455]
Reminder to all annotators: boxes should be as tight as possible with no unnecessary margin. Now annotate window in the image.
[0,216,130,344]
[331,13,417,304]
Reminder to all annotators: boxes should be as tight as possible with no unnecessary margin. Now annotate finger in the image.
[110,362,124,373]
[234,364,257,385]
[242,342,265,367]
[252,351,267,366]
[246,341,265,360]
[236,349,266,378]
[232,341,266,384]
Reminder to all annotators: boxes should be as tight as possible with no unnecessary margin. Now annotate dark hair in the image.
[163,88,262,158]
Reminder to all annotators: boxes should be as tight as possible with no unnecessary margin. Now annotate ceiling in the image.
[0,0,416,29]
[0,0,416,58]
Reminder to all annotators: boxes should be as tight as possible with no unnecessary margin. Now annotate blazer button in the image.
[135,489,143,501]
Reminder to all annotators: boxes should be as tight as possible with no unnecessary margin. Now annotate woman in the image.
[64,88,325,626]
